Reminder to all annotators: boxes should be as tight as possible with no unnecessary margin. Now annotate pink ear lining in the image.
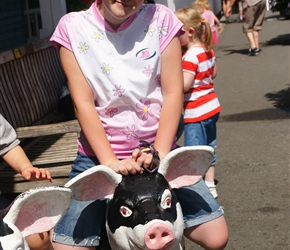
[66,165,122,201]
[69,171,118,200]
[5,188,72,238]
[161,147,213,189]
[15,200,56,236]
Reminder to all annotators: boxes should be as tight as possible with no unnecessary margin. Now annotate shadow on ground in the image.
[220,85,290,122]
[265,33,290,46]
[265,85,290,110]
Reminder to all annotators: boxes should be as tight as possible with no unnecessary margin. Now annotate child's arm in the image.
[0,115,52,182]
[2,146,52,182]
[183,69,196,92]
[212,59,217,79]
[59,46,144,175]
[214,15,223,33]
[153,36,184,160]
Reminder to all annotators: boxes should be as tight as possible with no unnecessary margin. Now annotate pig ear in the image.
[158,146,214,189]
[65,165,122,200]
[3,186,71,238]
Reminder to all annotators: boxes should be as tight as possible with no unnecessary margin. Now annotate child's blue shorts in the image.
[52,151,224,247]
[184,113,220,165]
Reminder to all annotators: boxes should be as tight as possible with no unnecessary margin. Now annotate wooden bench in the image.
[0,38,80,194]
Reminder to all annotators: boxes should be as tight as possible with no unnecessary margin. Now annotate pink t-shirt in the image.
[202,10,216,33]
[50,3,183,158]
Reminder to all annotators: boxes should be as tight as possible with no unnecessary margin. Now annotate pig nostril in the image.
[162,232,169,237]
[149,231,169,239]
[145,223,174,249]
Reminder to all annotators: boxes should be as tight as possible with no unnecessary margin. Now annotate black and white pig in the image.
[0,186,71,250]
[65,146,214,250]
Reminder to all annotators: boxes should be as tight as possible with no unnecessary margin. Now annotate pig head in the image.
[66,146,214,250]
[0,186,71,250]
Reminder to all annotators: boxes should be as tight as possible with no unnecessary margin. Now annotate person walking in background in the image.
[193,0,223,45]
[222,0,236,22]
[0,114,53,250]
[175,7,222,199]
[241,0,267,55]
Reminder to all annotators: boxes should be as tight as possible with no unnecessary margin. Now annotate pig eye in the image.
[161,189,172,209]
[120,206,132,217]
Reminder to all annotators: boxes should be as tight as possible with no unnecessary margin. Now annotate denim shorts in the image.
[52,151,224,247]
[184,113,220,165]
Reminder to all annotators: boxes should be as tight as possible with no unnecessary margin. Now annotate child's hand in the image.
[107,157,144,176]
[218,26,223,33]
[132,148,153,170]
[21,166,53,182]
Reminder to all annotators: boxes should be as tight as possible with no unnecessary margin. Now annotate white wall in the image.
[154,0,222,14]
[39,0,67,38]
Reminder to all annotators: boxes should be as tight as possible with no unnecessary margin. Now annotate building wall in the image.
[0,0,222,53]
[0,0,26,52]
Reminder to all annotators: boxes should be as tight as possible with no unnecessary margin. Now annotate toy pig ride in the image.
[66,142,214,250]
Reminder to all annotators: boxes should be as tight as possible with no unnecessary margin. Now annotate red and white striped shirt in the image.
[182,47,221,123]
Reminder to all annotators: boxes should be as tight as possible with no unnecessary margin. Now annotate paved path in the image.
[183,10,290,250]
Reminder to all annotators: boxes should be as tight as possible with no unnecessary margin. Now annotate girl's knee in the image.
[26,232,53,250]
[203,232,228,250]
[184,216,229,250]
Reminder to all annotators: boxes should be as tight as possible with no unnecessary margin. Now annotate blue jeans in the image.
[52,150,224,246]
[184,113,220,165]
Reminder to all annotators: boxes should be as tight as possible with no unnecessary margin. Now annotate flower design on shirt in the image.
[101,63,113,75]
[123,125,139,140]
[136,99,154,121]
[105,107,118,117]
[145,24,156,37]
[78,42,89,54]
[92,29,104,42]
[113,85,125,97]
[158,25,169,37]
[142,65,153,77]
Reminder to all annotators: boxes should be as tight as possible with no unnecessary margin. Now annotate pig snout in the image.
[144,222,174,250]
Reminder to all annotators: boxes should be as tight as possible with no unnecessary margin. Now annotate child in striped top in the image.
[175,7,222,199]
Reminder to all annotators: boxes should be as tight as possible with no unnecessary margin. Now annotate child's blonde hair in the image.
[193,0,210,11]
[175,7,213,51]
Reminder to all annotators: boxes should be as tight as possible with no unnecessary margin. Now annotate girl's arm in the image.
[153,36,184,159]
[183,71,195,92]
[59,47,143,175]
[214,14,223,33]
[212,62,217,79]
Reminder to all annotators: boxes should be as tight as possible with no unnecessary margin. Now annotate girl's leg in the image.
[205,165,215,183]
[253,30,260,49]
[51,153,105,250]
[184,216,228,250]
[52,242,95,250]
[26,233,53,250]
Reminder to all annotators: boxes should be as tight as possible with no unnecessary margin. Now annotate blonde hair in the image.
[193,0,210,11]
[175,7,213,51]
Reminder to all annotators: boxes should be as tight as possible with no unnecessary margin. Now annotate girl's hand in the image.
[218,26,223,33]
[107,157,144,176]
[132,148,153,170]
[107,149,154,175]
[21,166,53,182]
